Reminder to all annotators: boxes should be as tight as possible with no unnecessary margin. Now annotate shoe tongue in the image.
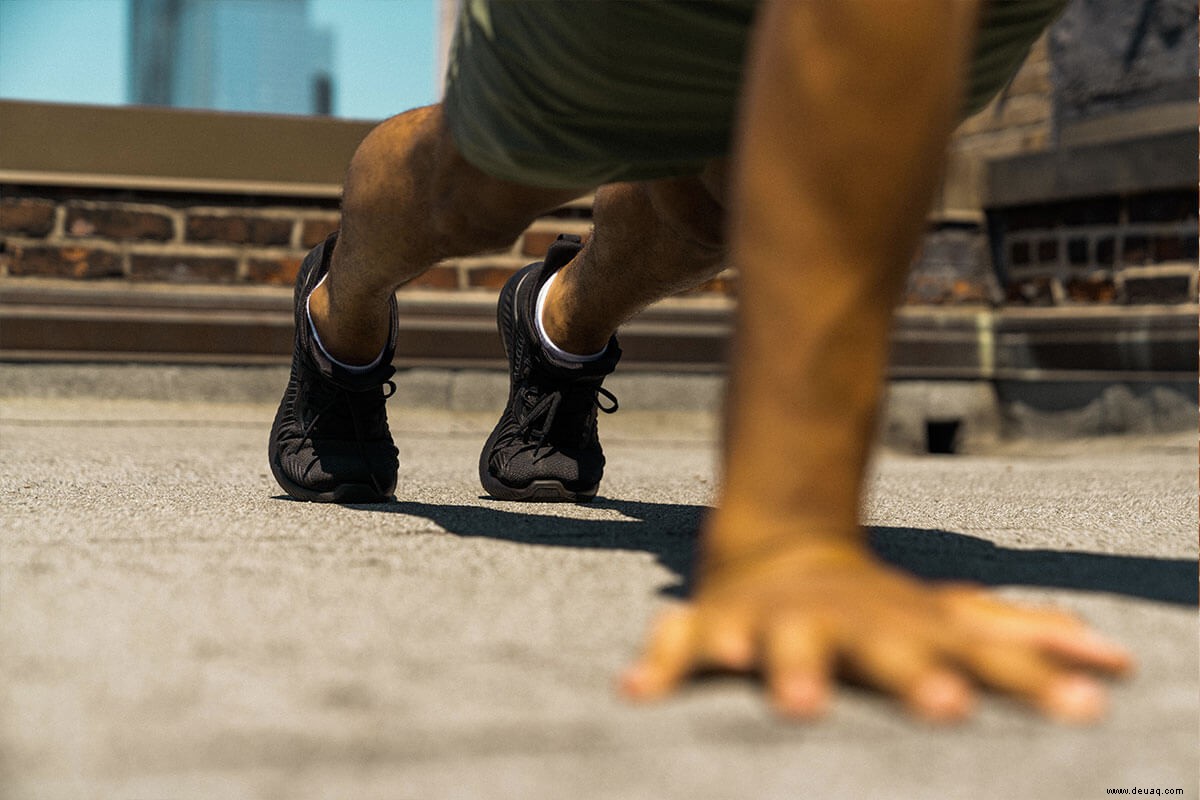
[542,235,584,275]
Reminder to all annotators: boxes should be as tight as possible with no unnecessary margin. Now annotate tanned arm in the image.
[623,0,1132,722]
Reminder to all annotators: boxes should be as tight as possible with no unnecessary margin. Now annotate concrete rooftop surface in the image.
[1,365,1196,800]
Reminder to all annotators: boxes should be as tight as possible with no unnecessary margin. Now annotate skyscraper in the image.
[128,0,334,116]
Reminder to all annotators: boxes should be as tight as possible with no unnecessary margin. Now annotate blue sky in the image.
[0,0,439,119]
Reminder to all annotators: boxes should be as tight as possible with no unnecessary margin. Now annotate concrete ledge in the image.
[0,362,728,416]
[0,279,732,372]
[986,130,1194,206]
[3,364,1194,453]
[3,281,1196,382]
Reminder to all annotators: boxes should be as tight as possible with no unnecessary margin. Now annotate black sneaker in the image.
[269,233,400,503]
[479,235,621,502]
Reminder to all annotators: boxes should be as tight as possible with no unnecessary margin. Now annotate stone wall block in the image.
[403,266,461,290]
[0,198,56,237]
[186,214,293,246]
[299,216,340,249]
[9,244,124,279]
[66,204,175,242]
[465,265,520,290]
[130,253,238,283]
[245,256,303,286]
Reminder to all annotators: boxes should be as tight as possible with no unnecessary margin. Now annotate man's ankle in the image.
[539,272,614,357]
[306,276,390,368]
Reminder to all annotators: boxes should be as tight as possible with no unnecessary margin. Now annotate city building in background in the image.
[128,0,335,116]
[0,0,437,119]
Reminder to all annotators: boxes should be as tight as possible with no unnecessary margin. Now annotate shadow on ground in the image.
[328,497,1198,605]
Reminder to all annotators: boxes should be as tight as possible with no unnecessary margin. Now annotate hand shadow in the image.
[343,496,1197,605]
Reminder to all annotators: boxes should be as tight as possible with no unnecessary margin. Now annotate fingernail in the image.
[777,678,828,718]
[1048,675,1106,723]
[619,665,650,696]
[914,674,972,722]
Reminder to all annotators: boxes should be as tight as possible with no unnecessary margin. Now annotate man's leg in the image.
[623,0,1132,721]
[477,167,730,502]
[273,103,730,503]
[543,165,728,355]
[270,105,582,502]
[314,103,727,368]
[308,105,583,365]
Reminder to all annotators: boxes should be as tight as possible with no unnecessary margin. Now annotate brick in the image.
[9,244,123,279]
[953,126,1048,159]
[66,205,174,241]
[1005,276,1055,306]
[245,256,302,286]
[956,95,1048,136]
[300,217,340,249]
[1006,61,1051,97]
[187,214,292,246]
[130,253,236,283]
[956,101,1002,137]
[1123,274,1193,305]
[403,266,459,290]
[465,266,519,290]
[1063,274,1117,303]
[520,229,589,258]
[0,198,56,236]
[993,95,1050,129]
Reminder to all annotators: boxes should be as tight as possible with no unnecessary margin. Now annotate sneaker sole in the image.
[478,268,598,504]
[269,452,394,503]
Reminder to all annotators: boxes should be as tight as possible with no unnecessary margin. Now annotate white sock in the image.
[535,272,606,363]
[305,275,386,374]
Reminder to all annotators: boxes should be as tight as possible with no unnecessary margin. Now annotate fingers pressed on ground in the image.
[844,635,973,722]
[945,589,1090,640]
[697,609,757,671]
[1031,627,1135,676]
[621,606,698,700]
[959,641,1107,723]
[763,616,833,718]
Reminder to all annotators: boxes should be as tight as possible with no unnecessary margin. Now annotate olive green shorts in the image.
[443,0,1066,190]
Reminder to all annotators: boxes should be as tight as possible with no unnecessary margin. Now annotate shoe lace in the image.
[514,382,618,461]
[300,378,397,497]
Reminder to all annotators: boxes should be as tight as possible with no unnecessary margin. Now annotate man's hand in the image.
[621,543,1133,723]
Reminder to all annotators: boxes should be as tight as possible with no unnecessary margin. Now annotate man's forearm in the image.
[706,0,982,570]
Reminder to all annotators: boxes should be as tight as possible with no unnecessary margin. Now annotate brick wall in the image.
[0,187,737,300]
[0,189,337,287]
